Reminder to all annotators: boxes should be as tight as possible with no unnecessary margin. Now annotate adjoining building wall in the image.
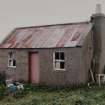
[91,14,105,74]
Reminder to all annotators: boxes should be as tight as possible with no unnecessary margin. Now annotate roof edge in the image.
[15,21,90,30]
[1,28,17,44]
[0,46,82,49]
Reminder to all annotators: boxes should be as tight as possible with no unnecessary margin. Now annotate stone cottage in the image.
[0,5,105,86]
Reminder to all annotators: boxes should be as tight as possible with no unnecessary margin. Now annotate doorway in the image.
[29,52,39,84]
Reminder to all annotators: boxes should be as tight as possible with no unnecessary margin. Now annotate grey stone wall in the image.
[0,49,29,82]
[39,48,83,86]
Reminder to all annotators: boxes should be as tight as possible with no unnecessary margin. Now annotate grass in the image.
[0,85,105,105]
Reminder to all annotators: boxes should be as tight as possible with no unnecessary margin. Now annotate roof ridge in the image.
[16,21,90,30]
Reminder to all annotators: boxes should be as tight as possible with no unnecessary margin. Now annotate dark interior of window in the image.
[60,62,65,69]
[13,59,16,66]
[55,52,59,59]
[55,52,65,60]
[60,52,64,60]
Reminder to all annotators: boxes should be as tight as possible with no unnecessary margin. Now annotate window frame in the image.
[53,51,65,71]
[8,51,16,68]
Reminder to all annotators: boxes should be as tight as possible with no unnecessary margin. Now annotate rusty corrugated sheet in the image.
[1,22,92,48]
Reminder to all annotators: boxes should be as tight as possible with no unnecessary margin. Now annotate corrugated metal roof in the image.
[1,22,92,48]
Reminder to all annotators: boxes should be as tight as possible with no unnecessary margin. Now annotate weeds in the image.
[1,84,105,105]
[0,84,6,100]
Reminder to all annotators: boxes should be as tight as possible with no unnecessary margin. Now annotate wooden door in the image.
[29,52,39,84]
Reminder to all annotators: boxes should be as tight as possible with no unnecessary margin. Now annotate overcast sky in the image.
[0,0,104,42]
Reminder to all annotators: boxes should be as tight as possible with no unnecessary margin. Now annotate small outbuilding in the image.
[0,5,105,87]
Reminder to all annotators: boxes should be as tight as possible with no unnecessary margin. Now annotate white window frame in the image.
[53,51,65,71]
[8,52,16,68]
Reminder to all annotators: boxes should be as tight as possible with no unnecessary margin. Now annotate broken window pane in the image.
[9,59,13,66]
[8,51,16,67]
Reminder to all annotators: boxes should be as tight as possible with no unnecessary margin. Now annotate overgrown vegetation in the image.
[1,84,105,105]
